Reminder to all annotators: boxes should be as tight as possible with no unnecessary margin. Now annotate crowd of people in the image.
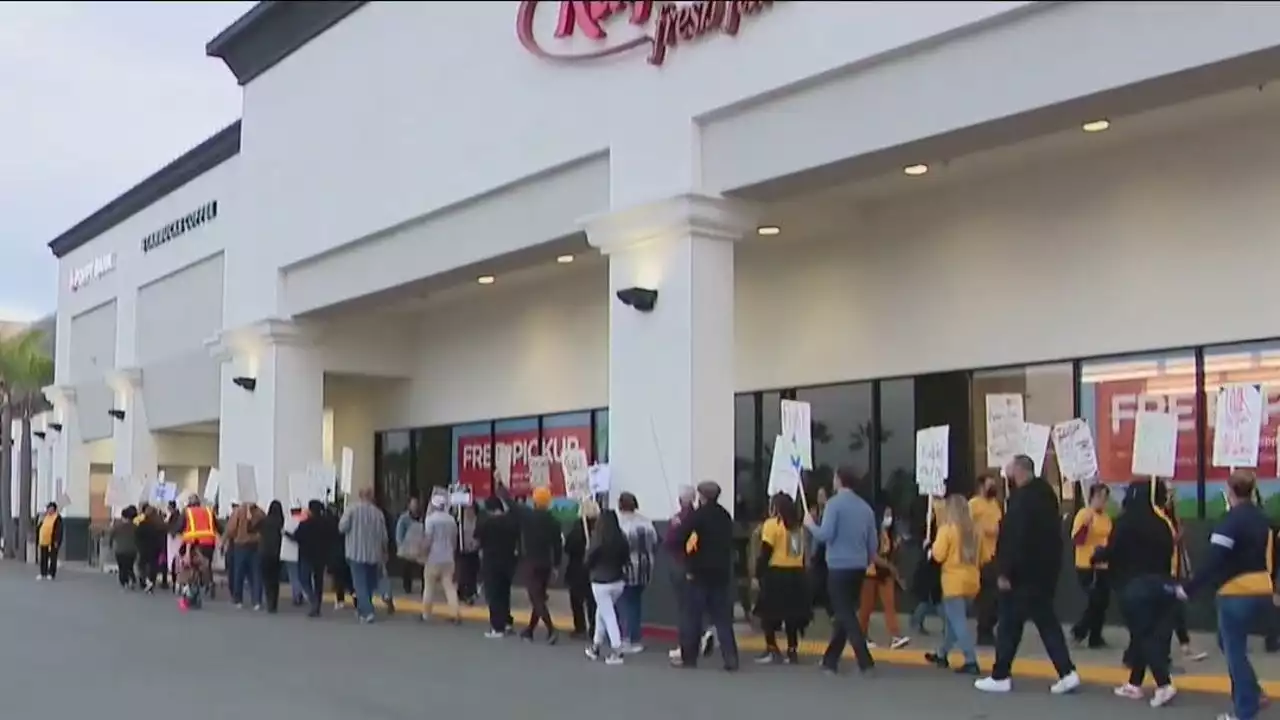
[49,459,1277,720]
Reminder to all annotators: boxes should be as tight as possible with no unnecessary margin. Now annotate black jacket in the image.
[1092,507,1175,586]
[289,514,335,568]
[564,519,592,582]
[476,511,521,572]
[995,477,1063,591]
[515,507,563,570]
[259,513,284,560]
[587,533,630,585]
[676,502,735,585]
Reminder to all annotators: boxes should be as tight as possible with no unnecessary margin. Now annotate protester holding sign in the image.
[1069,484,1114,649]
[969,473,1003,646]
[752,492,810,665]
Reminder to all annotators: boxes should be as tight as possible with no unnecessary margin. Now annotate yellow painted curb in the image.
[329,593,1270,697]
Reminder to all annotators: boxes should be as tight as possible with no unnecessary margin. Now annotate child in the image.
[176,544,208,610]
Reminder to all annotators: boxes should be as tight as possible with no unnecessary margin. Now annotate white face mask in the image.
[882,515,893,529]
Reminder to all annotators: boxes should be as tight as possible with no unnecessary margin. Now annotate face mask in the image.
[882,515,893,529]
[984,487,998,499]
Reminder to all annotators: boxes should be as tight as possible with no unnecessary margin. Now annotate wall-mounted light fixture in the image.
[108,409,126,421]
[33,431,46,440]
[232,376,258,392]
[616,287,658,313]
[48,423,63,433]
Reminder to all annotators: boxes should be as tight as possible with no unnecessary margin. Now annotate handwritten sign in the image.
[587,464,611,496]
[529,455,550,489]
[204,468,221,504]
[1131,411,1178,478]
[1212,384,1263,468]
[494,443,513,489]
[780,400,813,470]
[340,447,355,495]
[561,448,590,498]
[766,435,801,498]
[984,394,1025,469]
[1051,418,1100,487]
[1022,423,1051,476]
[915,425,949,497]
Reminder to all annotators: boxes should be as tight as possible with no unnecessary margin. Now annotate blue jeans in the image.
[231,546,262,606]
[620,585,645,644]
[285,561,308,603]
[937,597,977,665]
[1218,595,1270,720]
[349,561,380,620]
[377,564,394,602]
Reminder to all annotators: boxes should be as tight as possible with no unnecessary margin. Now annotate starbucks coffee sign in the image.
[142,200,218,253]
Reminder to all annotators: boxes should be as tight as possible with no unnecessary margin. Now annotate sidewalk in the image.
[57,561,1278,696]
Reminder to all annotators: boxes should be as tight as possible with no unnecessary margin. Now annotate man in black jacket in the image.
[672,481,740,671]
[975,455,1080,694]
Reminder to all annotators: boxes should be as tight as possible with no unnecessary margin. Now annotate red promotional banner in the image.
[1092,379,1280,482]
[456,425,592,498]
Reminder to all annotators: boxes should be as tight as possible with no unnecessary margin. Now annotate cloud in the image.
[0,1,251,321]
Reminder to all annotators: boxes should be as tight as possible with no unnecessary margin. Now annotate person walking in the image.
[111,506,140,589]
[476,495,520,638]
[859,504,910,649]
[338,488,389,624]
[224,500,266,610]
[804,468,877,675]
[1180,470,1276,720]
[512,486,564,644]
[456,505,481,604]
[288,499,335,618]
[975,455,1080,695]
[282,504,307,606]
[969,473,1003,645]
[924,494,982,675]
[617,492,658,653]
[1070,484,1113,648]
[1092,480,1178,707]
[584,509,631,666]
[260,501,286,614]
[565,501,599,640]
[753,493,810,665]
[395,497,424,595]
[672,481,740,671]
[35,502,64,581]
[420,494,462,624]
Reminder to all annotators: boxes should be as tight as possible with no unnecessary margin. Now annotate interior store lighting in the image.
[556,255,575,264]
[477,275,496,285]
[903,164,929,176]
[1081,119,1111,133]
[756,226,781,236]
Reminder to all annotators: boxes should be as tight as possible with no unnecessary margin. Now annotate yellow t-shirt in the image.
[968,496,1002,566]
[38,514,58,548]
[930,524,980,598]
[760,517,805,569]
[1071,508,1112,569]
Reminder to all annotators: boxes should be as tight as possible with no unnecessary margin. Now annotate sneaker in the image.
[234,603,244,609]
[924,652,949,669]
[622,643,644,655]
[890,636,911,650]
[1181,645,1208,662]
[1217,714,1241,720]
[785,649,801,665]
[1050,671,1081,695]
[1150,685,1177,707]
[585,645,600,661]
[754,650,781,664]
[975,676,1012,693]
[253,604,262,611]
[954,662,981,676]
[866,641,879,649]
[547,631,560,646]
[604,652,624,666]
[668,647,681,660]
[334,600,344,610]
[483,630,504,639]
[1114,684,1144,699]
[700,629,715,656]
[35,575,44,581]
[383,598,396,614]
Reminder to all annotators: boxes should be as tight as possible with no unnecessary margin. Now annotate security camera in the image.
[108,409,126,421]
[232,376,257,391]
[616,287,658,313]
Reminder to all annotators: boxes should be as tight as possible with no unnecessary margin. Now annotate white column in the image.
[41,385,88,518]
[209,319,325,504]
[584,193,755,519]
[107,368,158,484]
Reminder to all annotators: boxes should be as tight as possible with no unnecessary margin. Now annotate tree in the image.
[0,330,54,560]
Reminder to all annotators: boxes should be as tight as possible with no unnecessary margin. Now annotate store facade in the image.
[46,0,1280,624]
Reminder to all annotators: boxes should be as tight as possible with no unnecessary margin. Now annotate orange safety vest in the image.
[182,507,217,546]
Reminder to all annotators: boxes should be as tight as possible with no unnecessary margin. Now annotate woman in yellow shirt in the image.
[1069,484,1113,648]
[924,494,981,674]
[752,493,810,665]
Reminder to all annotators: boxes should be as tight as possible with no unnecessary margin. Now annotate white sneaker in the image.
[866,641,879,649]
[975,676,1012,693]
[605,652,624,666]
[1150,685,1177,708]
[253,604,262,611]
[890,636,911,650]
[334,600,344,610]
[668,647,681,660]
[35,575,44,581]
[622,643,644,655]
[1050,671,1081,695]
[483,630,504,639]
[1114,684,1143,699]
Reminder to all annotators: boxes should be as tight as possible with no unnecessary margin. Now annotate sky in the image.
[0,1,252,322]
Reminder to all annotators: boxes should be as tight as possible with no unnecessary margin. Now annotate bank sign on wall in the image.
[68,252,116,291]
[456,423,592,498]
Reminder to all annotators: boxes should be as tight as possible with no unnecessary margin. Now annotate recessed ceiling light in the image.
[477,275,495,285]
[903,164,929,176]
[1082,119,1111,133]
[556,254,574,264]
[756,226,781,236]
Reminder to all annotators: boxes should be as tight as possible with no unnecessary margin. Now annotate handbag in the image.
[398,521,428,562]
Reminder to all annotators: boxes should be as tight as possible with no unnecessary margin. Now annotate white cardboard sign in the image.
[1131,410,1178,478]
[780,399,813,471]
[915,425,949,497]
[1051,418,1100,487]
[984,394,1025,469]
[1212,384,1264,469]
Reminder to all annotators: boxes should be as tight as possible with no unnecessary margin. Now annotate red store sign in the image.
[516,1,774,66]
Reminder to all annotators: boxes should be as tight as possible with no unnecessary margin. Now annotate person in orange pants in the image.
[859,506,910,650]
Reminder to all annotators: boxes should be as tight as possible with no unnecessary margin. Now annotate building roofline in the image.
[206,1,367,86]
[47,120,241,259]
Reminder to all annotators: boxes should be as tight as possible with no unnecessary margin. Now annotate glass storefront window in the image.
[879,378,916,520]
[796,383,873,499]
[413,426,452,498]
[971,363,1074,502]
[734,393,759,522]
[543,411,593,497]
[593,409,609,463]
[377,430,413,512]
[1080,350,1198,518]
[745,391,783,522]
[491,417,539,498]
[1203,341,1280,517]
[452,422,493,498]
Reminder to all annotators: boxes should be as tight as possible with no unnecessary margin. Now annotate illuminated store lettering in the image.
[141,200,219,253]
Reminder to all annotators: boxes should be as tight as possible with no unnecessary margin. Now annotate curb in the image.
[337,593,1267,697]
